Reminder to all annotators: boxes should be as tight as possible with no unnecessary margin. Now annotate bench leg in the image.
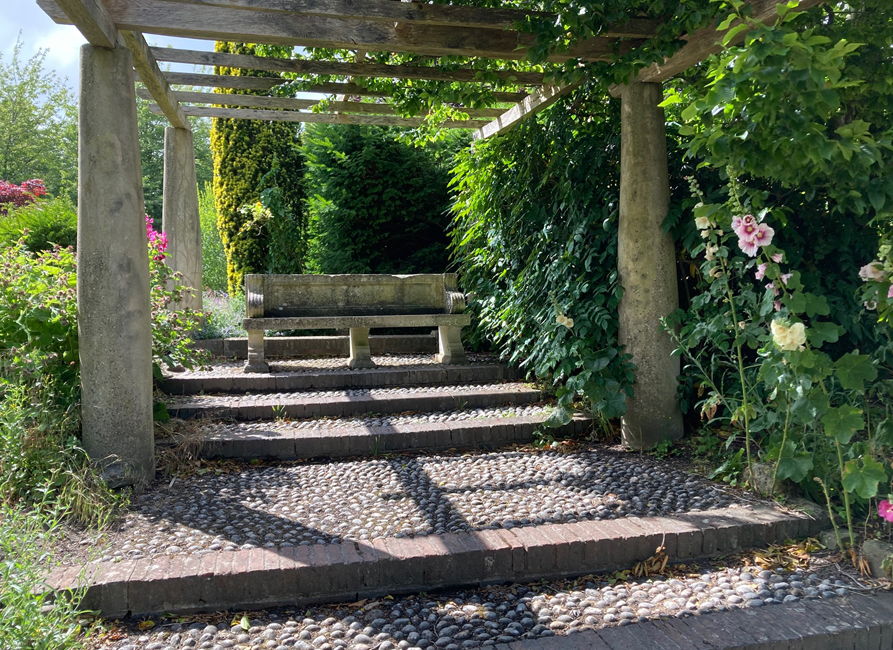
[244,329,269,373]
[436,325,467,364]
[349,327,376,369]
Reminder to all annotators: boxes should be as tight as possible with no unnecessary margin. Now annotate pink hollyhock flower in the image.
[732,215,758,239]
[774,300,782,312]
[755,263,767,280]
[860,261,884,281]
[888,285,893,299]
[752,223,775,247]
[766,282,780,297]
[781,273,793,285]
[772,253,783,263]
[738,237,759,257]
[879,500,893,523]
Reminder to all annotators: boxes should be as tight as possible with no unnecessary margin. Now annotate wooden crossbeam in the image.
[148,71,529,102]
[49,0,120,47]
[122,31,189,128]
[158,0,659,36]
[473,83,580,140]
[148,103,491,129]
[151,47,548,86]
[39,0,637,63]
[135,88,507,117]
[609,0,826,95]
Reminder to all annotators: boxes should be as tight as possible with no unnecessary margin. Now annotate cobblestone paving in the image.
[197,405,552,434]
[177,354,500,378]
[89,566,857,650]
[81,448,742,564]
[164,383,532,408]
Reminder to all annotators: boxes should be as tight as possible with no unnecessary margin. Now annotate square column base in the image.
[349,327,376,369]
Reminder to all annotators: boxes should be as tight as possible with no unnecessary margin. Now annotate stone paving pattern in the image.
[85,449,743,562]
[162,356,518,396]
[89,562,886,650]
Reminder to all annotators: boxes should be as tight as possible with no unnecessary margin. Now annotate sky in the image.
[2,0,215,93]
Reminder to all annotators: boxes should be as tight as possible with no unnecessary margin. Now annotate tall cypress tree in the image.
[210,42,304,294]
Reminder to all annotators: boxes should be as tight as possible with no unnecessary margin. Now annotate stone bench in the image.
[242,273,470,373]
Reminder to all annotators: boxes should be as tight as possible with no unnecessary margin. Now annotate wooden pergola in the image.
[36,0,822,487]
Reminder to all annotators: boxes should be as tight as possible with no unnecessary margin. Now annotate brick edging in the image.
[162,364,522,395]
[165,415,592,459]
[52,505,826,618]
[165,386,544,420]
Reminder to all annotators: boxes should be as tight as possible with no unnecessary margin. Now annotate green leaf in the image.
[834,353,878,391]
[774,440,814,483]
[543,406,573,429]
[152,401,170,423]
[807,321,842,348]
[876,420,893,447]
[841,456,887,499]
[821,405,865,444]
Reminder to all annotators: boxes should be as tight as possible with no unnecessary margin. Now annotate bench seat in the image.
[242,273,469,372]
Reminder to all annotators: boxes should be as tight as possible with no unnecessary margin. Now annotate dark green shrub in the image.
[0,196,77,251]
[304,124,456,274]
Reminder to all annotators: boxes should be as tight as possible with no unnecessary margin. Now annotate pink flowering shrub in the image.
[858,250,893,323]
[0,179,47,216]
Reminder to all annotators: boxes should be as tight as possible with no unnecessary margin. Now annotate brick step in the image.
[158,412,592,459]
[511,593,893,649]
[161,358,519,396]
[53,504,823,618]
[164,383,543,421]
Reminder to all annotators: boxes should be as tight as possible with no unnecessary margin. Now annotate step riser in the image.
[163,365,520,395]
[59,506,823,618]
[194,334,437,359]
[167,388,543,421]
[173,417,590,460]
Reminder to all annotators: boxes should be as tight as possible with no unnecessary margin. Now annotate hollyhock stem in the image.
[771,403,791,496]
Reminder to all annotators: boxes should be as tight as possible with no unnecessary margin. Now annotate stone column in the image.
[617,81,683,450]
[77,44,155,487]
[162,126,203,311]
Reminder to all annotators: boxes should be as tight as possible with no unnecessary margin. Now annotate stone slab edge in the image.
[53,504,827,618]
[161,364,523,395]
[165,387,545,421]
[168,415,593,460]
[505,591,893,650]
[193,334,439,359]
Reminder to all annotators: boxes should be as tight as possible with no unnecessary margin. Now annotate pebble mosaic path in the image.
[79,448,742,564]
[88,564,874,650]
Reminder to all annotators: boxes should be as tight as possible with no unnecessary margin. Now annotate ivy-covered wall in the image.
[210,42,304,295]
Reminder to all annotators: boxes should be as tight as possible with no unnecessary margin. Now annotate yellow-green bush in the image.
[210,42,304,294]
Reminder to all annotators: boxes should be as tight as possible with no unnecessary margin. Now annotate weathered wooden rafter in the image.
[144,71,529,102]
[46,0,190,129]
[135,88,507,117]
[473,83,580,140]
[37,0,640,62]
[148,104,490,128]
[150,47,548,85]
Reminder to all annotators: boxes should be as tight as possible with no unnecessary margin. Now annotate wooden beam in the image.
[40,0,120,48]
[136,88,508,117]
[156,0,659,35]
[41,0,634,63]
[473,83,580,140]
[149,71,529,102]
[148,103,491,129]
[122,31,189,128]
[609,0,826,95]
[150,47,548,85]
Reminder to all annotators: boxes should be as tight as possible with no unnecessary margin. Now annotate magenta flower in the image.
[737,223,775,258]
[738,237,759,257]
[755,263,767,280]
[879,500,893,523]
[888,285,893,299]
[732,215,758,239]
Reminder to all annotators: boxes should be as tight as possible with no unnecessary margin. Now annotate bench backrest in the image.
[245,273,466,318]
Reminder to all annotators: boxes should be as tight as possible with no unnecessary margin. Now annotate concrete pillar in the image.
[162,126,203,311]
[617,81,683,450]
[77,44,155,488]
